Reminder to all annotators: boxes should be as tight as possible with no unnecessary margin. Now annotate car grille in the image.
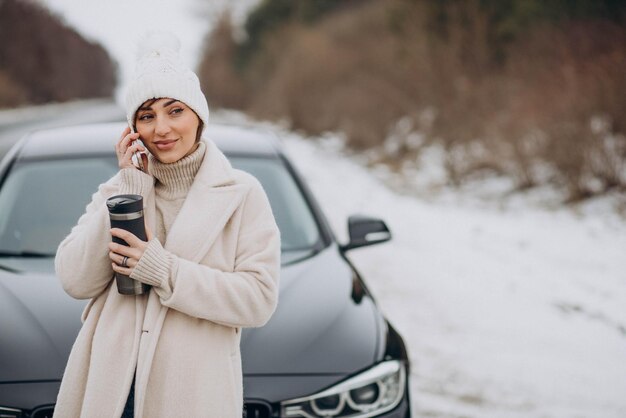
[30,405,54,418]
[243,401,271,418]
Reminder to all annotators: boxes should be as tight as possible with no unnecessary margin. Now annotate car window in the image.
[228,156,320,252]
[0,158,119,255]
[0,155,321,256]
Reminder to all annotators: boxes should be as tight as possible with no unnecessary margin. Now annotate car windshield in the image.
[229,156,321,253]
[0,154,320,257]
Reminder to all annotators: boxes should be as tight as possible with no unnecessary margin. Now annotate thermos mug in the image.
[106,194,150,295]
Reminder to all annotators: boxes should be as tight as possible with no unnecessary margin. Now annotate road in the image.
[0,99,125,158]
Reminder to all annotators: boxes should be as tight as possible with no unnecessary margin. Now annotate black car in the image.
[0,122,411,418]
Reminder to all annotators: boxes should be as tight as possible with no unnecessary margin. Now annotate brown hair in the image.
[195,120,204,143]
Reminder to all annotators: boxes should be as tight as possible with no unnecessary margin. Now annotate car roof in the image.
[16,121,282,161]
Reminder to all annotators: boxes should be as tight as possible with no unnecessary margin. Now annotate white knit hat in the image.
[125,30,209,135]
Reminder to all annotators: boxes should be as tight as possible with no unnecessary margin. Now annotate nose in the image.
[154,115,171,137]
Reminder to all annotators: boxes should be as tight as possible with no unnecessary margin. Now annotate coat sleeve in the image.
[131,179,281,328]
[55,169,153,299]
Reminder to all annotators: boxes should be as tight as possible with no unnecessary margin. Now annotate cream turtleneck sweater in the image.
[149,141,206,244]
[118,141,206,297]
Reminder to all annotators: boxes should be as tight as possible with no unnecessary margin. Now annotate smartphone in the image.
[129,125,146,172]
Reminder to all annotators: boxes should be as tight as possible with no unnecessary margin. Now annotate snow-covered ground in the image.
[214,112,626,418]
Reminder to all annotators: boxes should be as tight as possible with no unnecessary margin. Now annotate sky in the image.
[39,0,259,103]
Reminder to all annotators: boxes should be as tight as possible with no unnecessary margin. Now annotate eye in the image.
[170,108,184,115]
[138,113,153,121]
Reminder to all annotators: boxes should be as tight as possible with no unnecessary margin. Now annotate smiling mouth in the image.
[154,139,178,150]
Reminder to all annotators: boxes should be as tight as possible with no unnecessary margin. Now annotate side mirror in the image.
[339,214,392,252]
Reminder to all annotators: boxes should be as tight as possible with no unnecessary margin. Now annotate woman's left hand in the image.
[109,226,154,275]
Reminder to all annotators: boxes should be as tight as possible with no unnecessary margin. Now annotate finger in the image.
[119,126,130,142]
[116,128,132,150]
[117,132,140,154]
[109,231,144,251]
[110,233,145,259]
[108,243,135,258]
[109,250,125,264]
[116,136,139,164]
[108,242,143,260]
[125,143,146,156]
[109,245,141,263]
[112,262,133,276]
[109,252,137,268]
[123,133,141,151]
[110,228,142,247]
[118,143,146,170]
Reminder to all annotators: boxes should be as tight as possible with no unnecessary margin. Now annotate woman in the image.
[53,31,281,418]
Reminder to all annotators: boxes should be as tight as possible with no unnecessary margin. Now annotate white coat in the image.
[53,138,281,417]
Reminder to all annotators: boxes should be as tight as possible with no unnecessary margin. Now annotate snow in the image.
[291,138,626,417]
[214,112,626,418]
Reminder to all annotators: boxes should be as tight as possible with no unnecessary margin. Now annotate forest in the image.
[0,0,117,108]
[198,0,626,201]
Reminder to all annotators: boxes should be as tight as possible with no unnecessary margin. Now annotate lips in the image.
[154,139,178,151]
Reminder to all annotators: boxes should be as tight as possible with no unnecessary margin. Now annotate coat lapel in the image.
[162,139,247,263]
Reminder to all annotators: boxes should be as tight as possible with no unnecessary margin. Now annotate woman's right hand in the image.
[115,126,148,171]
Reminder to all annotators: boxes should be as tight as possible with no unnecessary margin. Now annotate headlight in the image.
[280,360,406,417]
[0,406,23,418]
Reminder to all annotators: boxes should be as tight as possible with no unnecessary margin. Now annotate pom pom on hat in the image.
[135,30,181,61]
[124,30,209,134]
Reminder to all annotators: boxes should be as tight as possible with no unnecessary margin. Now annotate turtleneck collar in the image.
[148,141,206,199]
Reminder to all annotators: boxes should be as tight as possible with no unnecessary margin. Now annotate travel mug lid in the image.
[106,194,143,214]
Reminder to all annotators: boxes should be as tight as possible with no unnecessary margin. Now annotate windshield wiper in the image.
[0,250,55,258]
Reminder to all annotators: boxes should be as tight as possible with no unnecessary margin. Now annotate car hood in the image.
[0,258,85,382]
[241,245,382,375]
[0,246,382,383]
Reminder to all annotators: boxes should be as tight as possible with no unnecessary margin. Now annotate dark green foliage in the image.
[423,0,626,63]
[237,0,291,69]
[237,0,362,69]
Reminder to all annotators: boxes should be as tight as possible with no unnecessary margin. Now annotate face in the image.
[134,98,201,164]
